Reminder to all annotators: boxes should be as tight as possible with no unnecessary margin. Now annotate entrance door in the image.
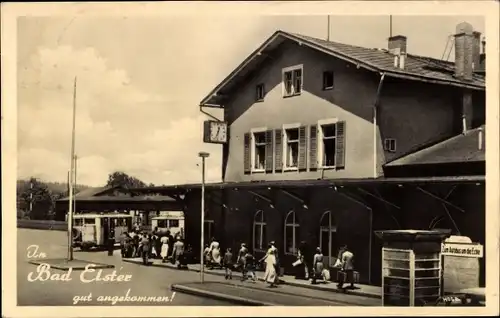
[204,220,214,244]
[319,211,337,267]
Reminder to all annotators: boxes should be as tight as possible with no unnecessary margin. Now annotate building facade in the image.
[136,21,486,286]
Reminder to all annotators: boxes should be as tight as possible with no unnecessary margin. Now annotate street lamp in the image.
[198,151,210,283]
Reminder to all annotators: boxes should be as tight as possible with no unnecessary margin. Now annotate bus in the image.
[72,213,133,251]
[151,213,185,238]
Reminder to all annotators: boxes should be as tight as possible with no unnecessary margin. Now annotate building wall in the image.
[224,41,380,182]
[377,77,458,164]
[222,40,477,183]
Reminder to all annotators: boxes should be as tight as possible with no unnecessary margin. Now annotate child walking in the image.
[244,252,257,282]
[223,248,234,280]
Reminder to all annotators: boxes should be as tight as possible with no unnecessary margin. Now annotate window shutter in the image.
[265,130,274,173]
[244,133,251,174]
[309,125,318,170]
[335,121,346,169]
[298,126,307,171]
[274,129,283,172]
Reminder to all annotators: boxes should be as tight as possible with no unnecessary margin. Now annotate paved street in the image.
[17,229,231,306]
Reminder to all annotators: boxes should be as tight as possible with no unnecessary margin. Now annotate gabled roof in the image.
[201,30,485,107]
[386,125,485,167]
[58,185,177,202]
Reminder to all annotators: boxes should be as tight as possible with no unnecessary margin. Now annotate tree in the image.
[106,171,150,189]
[17,178,54,220]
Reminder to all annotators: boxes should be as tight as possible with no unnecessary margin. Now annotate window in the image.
[253,132,267,171]
[253,210,266,251]
[285,128,299,169]
[282,65,303,97]
[169,219,180,228]
[84,218,95,225]
[157,220,167,228]
[256,84,265,101]
[323,71,334,90]
[321,123,337,167]
[284,211,300,254]
[384,138,397,152]
[74,219,83,226]
[319,211,338,267]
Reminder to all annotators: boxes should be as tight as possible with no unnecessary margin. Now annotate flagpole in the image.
[68,77,77,261]
[327,16,331,41]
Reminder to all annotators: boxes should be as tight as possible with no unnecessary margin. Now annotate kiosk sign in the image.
[441,242,484,258]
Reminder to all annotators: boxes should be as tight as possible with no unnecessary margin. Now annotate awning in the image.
[129,175,485,195]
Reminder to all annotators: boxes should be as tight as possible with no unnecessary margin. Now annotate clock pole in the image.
[198,151,210,283]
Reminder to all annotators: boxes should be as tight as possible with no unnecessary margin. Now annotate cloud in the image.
[17,45,222,186]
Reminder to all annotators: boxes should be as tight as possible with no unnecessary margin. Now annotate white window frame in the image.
[282,64,303,97]
[384,138,397,153]
[250,127,268,173]
[284,210,300,255]
[253,210,266,252]
[256,83,265,101]
[317,118,339,169]
[282,123,302,171]
[323,71,334,90]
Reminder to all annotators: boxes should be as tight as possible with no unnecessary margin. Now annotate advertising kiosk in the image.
[375,230,451,306]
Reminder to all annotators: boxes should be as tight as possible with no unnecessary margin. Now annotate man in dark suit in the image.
[107,229,115,256]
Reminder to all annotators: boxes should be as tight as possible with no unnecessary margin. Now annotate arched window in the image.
[284,210,300,254]
[253,210,266,251]
[319,211,338,267]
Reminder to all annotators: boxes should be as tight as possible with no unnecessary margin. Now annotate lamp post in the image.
[198,151,210,283]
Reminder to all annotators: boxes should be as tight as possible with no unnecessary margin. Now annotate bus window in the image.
[158,220,167,228]
[84,219,95,225]
[169,220,179,228]
[120,219,128,226]
[74,219,83,226]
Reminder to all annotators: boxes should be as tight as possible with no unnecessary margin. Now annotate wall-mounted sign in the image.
[203,120,228,144]
[441,242,484,258]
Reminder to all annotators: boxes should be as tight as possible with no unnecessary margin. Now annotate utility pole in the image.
[68,76,77,261]
[389,15,393,38]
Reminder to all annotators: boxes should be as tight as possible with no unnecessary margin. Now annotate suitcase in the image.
[337,270,360,283]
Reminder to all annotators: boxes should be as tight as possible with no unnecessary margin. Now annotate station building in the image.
[134,22,486,286]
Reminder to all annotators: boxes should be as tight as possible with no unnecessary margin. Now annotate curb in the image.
[123,259,380,299]
[171,284,275,306]
[29,259,115,271]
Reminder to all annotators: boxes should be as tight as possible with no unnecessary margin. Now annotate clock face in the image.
[210,122,227,143]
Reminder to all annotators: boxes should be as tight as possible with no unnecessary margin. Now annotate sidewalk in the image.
[172,281,381,306]
[122,257,381,299]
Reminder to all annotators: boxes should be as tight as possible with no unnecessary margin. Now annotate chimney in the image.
[478,37,486,73]
[454,22,480,80]
[388,35,407,69]
[388,35,407,55]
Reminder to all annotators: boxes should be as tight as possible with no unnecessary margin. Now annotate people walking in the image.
[209,237,222,269]
[244,251,257,282]
[160,235,169,263]
[140,233,150,265]
[223,248,234,280]
[172,237,185,267]
[107,229,115,256]
[237,243,249,280]
[259,243,278,288]
[204,244,212,268]
[337,245,355,289]
[311,247,325,285]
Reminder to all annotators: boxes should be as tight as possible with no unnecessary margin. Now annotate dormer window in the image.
[282,65,303,97]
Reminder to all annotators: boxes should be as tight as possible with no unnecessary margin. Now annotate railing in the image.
[17,219,67,231]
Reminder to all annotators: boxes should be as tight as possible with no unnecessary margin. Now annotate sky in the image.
[16,14,485,187]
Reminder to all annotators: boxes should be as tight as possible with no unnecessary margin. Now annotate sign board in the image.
[441,242,484,258]
[442,236,482,294]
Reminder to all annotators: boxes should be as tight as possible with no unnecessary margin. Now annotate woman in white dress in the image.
[209,237,222,269]
[160,235,169,263]
[259,243,278,287]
